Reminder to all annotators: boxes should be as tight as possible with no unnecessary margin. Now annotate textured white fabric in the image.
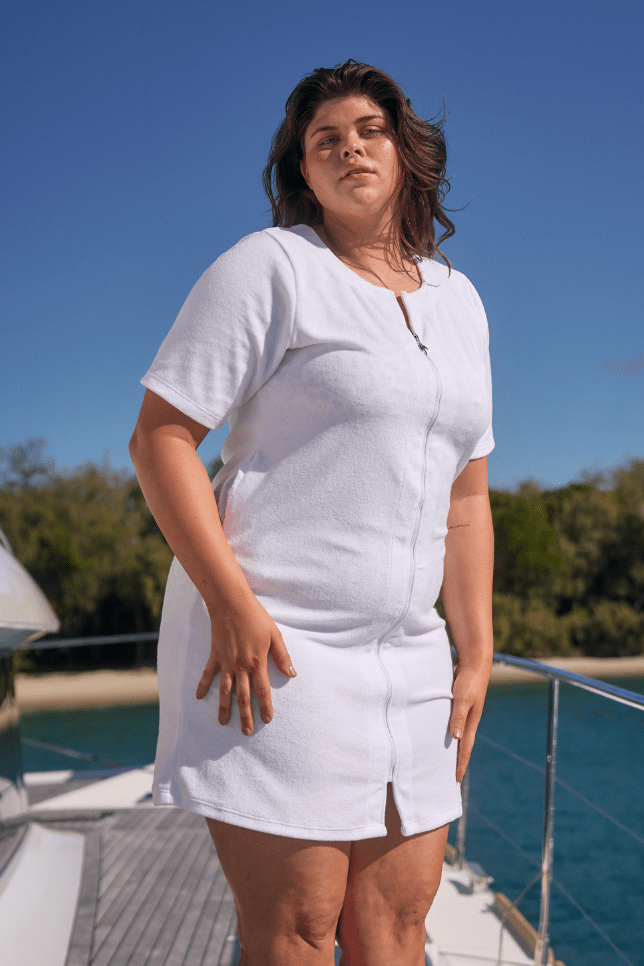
[142,224,494,840]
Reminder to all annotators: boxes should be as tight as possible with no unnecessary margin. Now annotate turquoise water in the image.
[20,677,644,966]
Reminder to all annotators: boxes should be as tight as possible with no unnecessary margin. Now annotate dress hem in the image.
[153,787,389,840]
[152,787,461,841]
[400,801,463,837]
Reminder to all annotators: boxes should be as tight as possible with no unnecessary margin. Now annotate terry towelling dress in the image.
[141,224,494,841]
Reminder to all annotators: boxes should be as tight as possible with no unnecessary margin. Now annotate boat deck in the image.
[1,768,544,966]
[30,806,239,966]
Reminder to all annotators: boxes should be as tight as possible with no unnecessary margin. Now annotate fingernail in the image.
[453,728,462,739]
[288,666,297,677]
[261,712,272,723]
[242,727,252,736]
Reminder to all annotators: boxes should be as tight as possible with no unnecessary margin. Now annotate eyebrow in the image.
[308,114,385,139]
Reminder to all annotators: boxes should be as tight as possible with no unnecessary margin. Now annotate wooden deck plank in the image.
[92,834,190,962]
[108,808,162,832]
[98,830,154,892]
[94,834,172,939]
[64,832,101,966]
[104,832,207,966]
[98,832,135,888]
[161,861,228,966]
[170,865,232,966]
[210,901,239,966]
[153,809,206,832]
[97,828,202,899]
[36,806,239,966]
[144,838,218,966]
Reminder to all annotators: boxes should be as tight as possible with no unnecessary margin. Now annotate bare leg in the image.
[337,784,448,966]
[205,817,350,966]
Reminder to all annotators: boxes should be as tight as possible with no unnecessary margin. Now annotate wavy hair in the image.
[262,60,455,269]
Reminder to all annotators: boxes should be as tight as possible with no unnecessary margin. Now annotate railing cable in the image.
[477,733,644,848]
[20,736,126,768]
[495,870,541,966]
[470,803,635,966]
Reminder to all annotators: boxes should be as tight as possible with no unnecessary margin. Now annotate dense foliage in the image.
[2,439,643,670]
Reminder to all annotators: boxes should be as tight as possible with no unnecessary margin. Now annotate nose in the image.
[341,137,365,159]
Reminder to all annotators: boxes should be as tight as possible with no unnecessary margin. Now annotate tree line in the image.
[2,439,643,672]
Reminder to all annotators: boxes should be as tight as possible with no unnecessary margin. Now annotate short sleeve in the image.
[464,277,495,460]
[140,231,296,430]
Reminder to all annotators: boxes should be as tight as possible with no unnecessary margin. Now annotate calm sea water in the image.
[20,676,644,966]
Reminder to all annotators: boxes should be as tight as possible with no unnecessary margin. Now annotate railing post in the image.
[455,767,470,869]
[534,677,559,965]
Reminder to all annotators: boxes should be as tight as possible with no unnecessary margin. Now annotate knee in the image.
[391,899,432,941]
[338,895,434,962]
[240,905,340,962]
[292,909,339,950]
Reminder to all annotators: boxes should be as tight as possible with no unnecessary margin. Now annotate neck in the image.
[318,212,408,272]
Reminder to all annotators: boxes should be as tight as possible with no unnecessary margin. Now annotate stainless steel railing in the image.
[455,652,644,966]
[15,630,159,651]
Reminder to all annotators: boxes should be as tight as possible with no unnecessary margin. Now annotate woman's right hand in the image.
[195,589,296,735]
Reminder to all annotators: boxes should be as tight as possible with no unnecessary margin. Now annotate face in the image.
[300,95,403,226]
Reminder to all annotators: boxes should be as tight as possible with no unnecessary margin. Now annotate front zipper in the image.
[376,330,441,800]
[410,328,428,354]
[377,643,397,785]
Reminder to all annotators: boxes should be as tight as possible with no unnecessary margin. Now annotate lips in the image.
[343,167,374,178]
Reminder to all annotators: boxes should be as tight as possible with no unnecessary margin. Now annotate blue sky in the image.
[2,0,642,491]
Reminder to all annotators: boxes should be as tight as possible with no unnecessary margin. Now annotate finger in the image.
[449,698,471,741]
[455,721,479,783]
[269,632,297,678]
[456,735,472,784]
[236,670,254,736]
[252,668,274,724]
[218,671,234,725]
[196,656,222,700]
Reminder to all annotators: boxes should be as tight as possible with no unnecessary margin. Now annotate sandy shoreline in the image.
[13,656,644,711]
[15,668,161,712]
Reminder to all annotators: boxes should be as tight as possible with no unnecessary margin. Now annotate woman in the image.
[130,60,494,966]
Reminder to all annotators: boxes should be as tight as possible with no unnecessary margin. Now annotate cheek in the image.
[305,164,332,199]
[385,146,403,187]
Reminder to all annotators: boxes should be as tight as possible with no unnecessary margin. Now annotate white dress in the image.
[141,224,494,841]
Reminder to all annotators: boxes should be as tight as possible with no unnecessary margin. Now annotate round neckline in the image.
[300,224,427,300]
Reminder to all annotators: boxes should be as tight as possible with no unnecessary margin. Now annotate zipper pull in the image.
[412,331,428,354]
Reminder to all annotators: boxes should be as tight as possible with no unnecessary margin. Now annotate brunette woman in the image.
[130,59,494,966]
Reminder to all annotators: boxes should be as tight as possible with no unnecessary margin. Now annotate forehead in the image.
[304,95,388,137]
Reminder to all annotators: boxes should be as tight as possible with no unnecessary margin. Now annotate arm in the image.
[441,455,494,783]
[129,389,296,735]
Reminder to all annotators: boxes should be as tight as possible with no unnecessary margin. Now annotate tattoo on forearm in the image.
[448,522,471,529]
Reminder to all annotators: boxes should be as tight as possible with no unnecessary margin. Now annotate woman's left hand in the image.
[449,663,491,784]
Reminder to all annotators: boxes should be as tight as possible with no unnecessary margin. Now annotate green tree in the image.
[0,444,173,671]
[490,489,567,599]
[0,438,55,490]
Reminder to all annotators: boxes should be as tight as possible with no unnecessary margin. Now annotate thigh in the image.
[339,785,448,965]
[206,817,350,956]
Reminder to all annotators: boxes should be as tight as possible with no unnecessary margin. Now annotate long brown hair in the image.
[262,60,455,269]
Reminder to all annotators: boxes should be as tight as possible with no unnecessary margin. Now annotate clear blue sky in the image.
[2,0,642,490]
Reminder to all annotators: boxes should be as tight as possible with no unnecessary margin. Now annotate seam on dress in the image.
[166,581,194,807]
[402,801,462,830]
[142,372,226,428]
[263,229,299,350]
[377,339,420,628]
[181,795,386,834]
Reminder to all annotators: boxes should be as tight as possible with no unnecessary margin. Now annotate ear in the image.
[300,159,310,187]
